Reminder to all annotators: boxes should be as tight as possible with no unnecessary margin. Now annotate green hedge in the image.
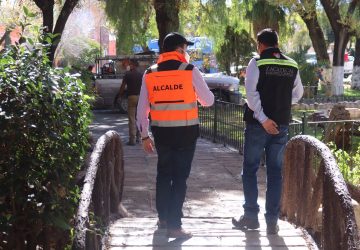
[0,41,91,249]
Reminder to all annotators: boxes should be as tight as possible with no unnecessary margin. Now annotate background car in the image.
[95,54,241,113]
[202,72,241,103]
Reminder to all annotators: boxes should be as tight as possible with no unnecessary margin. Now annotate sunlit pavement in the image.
[90,110,310,249]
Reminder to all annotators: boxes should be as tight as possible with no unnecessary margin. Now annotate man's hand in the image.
[261,119,279,135]
[142,137,155,153]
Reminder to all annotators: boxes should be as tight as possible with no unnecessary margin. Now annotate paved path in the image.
[90,111,311,250]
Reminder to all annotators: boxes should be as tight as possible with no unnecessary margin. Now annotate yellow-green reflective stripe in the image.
[151,102,197,111]
[256,59,298,68]
[151,118,199,127]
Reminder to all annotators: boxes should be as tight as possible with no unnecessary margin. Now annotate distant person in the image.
[136,32,214,239]
[84,64,96,93]
[232,29,303,235]
[87,64,94,73]
[314,67,325,96]
[118,59,142,145]
[87,65,95,79]
[239,68,246,85]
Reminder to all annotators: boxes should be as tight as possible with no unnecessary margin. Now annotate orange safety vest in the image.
[145,51,199,127]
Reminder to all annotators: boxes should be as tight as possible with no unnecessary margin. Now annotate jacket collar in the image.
[157,51,187,64]
[261,47,281,57]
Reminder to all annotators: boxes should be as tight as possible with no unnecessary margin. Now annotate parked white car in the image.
[202,72,239,92]
[344,56,354,77]
[306,52,353,77]
[202,72,241,103]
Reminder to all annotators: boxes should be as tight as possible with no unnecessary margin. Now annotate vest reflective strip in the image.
[151,102,197,111]
[178,63,188,70]
[256,59,298,68]
[151,118,199,127]
[151,65,158,72]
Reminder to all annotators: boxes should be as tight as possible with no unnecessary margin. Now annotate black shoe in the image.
[232,215,260,230]
[126,141,136,146]
[266,223,279,235]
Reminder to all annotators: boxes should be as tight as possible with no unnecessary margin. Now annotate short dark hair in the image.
[257,28,278,47]
[130,59,139,67]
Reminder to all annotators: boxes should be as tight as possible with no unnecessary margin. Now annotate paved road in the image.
[90,111,310,249]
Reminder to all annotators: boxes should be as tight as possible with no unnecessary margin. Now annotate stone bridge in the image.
[83,111,314,250]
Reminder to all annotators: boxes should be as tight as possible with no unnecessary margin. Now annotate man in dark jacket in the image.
[232,28,303,234]
[118,59,143,145]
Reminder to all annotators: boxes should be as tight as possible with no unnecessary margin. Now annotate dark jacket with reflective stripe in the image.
[145,59,199,147]
[244,48,298,125]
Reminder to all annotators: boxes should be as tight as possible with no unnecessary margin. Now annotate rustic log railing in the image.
[72,131,124,250]
[281,135,359,250]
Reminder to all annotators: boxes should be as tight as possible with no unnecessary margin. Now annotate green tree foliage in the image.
[197,0,230,39]
[105,0,155,54]
[271,0,330,63]
[244,0,286,37]
[216,26,255,74]
[182,0,252,68]
[317,8,335,45]
[58,38,100,69]
[0,27,91,249]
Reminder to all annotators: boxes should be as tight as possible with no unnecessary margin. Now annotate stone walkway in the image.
[90,111,311,250]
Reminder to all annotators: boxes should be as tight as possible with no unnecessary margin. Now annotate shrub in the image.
[331,145,360,187]
[0,39,92,248]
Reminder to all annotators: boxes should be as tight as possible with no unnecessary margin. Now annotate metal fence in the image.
[199,100,360,155]
[290,114,360,156]
[199,101,245,153]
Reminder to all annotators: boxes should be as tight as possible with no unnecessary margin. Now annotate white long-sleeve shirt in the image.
[245,57,304,124]
[136,67,214,138]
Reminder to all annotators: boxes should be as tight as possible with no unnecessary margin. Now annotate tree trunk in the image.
[34,0,79,65]
[49,0,79,63]
[352,37,360,89]
[331,31,349,95]
[0,29,11,47]
[319,0,359,95]
[299,10,330,63]
[34,0,54,33]
[153,0,180,53]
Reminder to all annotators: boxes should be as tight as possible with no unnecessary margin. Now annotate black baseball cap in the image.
[163,32,194,52]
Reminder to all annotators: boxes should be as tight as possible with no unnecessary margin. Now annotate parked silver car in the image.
[202,72,241,103]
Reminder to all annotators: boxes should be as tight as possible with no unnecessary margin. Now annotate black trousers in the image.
[155,142,196,229]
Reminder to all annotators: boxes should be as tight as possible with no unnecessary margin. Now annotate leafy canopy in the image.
[105,0,156,54]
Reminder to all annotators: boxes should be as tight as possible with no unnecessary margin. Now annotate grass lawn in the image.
[291,109,317,121]
[344,87,360,97]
